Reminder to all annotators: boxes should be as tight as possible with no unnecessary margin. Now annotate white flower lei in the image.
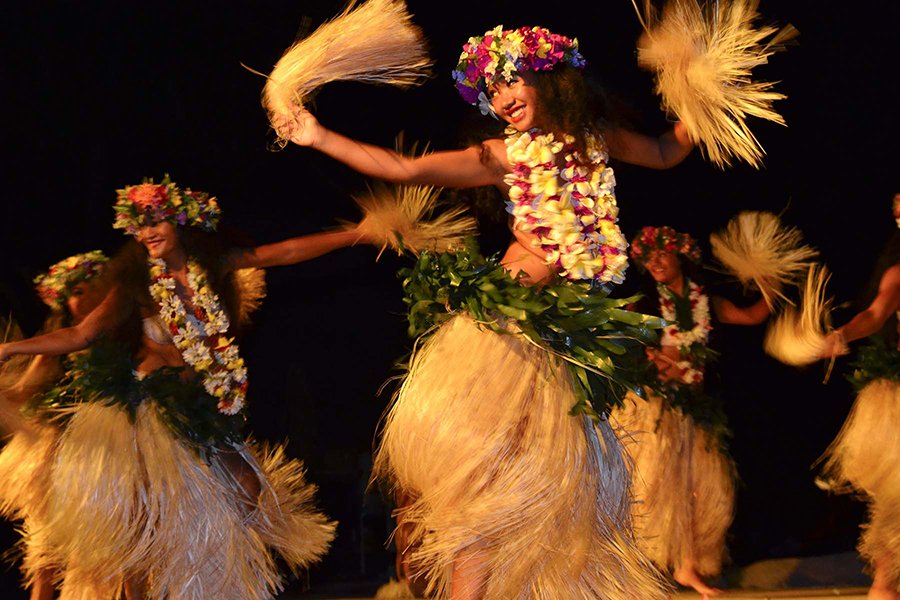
[503,127,629,283]
[658,279,711,384]
[147,258,247,415]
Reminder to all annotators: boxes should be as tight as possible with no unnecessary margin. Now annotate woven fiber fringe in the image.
[374,315,668,599]
[634,0,796,168]
[710,211,818,309]
[32,399,333,599]
[349,182,476,258]
[0,422,56,521]
[822,379,900,589]
[0,422,63,591]
[234,267,267,327]
[764,264,831,366]
[822,379,900,503]
[860,499,900,591]
[613,392,734,576]
[263,0,432,146]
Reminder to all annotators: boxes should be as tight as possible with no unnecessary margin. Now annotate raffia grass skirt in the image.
[373,315,668,600]
[0,421,63,584]
[822,378,900,589]
[0,399,335,600]
[611,391,735,576]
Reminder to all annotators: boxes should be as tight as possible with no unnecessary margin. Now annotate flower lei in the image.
[452,25,586,115]
[630,225,702,269]
[148,258,247,415]
[503,127,628,283]
[114,175,221,235]
[658,279,711,384]
[34,250,108,310]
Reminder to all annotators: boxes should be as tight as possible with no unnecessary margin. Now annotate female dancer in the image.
[816,194,900,600]
[281,25,692,599]
[616,226,769,598]
[0,176,374,599]
[0,251,109,600]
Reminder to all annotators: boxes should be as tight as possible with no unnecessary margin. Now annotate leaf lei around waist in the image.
[33,343,245,450]
[400,240,664,420]
[847,334,900,391]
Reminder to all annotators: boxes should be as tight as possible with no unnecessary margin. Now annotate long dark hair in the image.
[530,65,616,160]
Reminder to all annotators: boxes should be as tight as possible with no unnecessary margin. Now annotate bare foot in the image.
[673,564,721,599]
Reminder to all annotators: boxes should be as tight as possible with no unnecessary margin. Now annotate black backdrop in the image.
[2,0,899,595]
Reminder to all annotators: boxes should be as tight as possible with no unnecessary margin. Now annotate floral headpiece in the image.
[34,250,108,311]
[452,25,586,115]
[893,193,900,229]
[629,226,702,269]
[113,175,221,235]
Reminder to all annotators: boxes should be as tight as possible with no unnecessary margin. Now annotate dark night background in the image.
[1,1,898,596]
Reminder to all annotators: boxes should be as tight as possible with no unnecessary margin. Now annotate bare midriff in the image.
[500,239,554,286]
[134,335,189,376]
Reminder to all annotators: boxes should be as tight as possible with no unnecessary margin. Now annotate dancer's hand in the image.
[277,106,326,148]
[0,344,11,365]
[818,329,849,359]
[673,121,693,147]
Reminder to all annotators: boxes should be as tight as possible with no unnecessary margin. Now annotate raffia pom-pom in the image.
[710,211,818,309]
[262,0,432,146]
[764,264,831,366]
[233,268,266,326]
[633,0,796,168]
[349,183,477,258]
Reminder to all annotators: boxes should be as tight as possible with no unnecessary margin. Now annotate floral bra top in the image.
[502,127,629,284]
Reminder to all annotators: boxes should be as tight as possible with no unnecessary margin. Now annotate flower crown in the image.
[113,175,221,235]
[629,226,702,269]
[34,250,108,311]
[452,25,586,114]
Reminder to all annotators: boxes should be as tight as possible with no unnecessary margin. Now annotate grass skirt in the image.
[612,391,735,576]
[822,378,900,589]
[374,315,667,599]
[0,398,334,599]
[0,422,63,586]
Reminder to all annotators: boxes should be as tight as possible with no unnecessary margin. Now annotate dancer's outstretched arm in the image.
[820,263,900,357]
[606,123,694,170]
[226,226,373,270]
[0,288,127,360]
[712,296,770,326]
[285,108,506,188]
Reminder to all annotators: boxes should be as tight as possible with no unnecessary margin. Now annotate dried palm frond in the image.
[262,0,432,146]
[633,0,796,168]
[350,182,476,258]
[233,268,266,327]
[710,210,818,309]
[764,264,831,366]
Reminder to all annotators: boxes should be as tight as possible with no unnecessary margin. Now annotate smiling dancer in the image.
[615,225,776,599]
[271,22,704,598]
[0,176,384,599]
[0,251,109,600]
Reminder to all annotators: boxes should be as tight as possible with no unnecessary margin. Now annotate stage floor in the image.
[317,589,869,600]
[672,588,868,598]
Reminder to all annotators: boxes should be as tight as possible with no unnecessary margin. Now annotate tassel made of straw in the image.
[710,210,818,309]
[633,0,797,168]
[348,183,477,259]
[764,263,831,366]
[262,0,432,146]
